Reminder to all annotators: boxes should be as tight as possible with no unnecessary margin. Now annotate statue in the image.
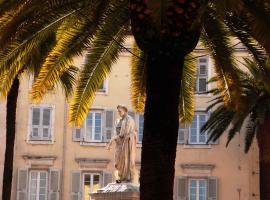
[107,105,137,183]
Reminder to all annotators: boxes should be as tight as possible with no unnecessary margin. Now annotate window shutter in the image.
[128,111,135,119]
[31,108,40,138]
[71,171,81,200]
[49,169,61,200]
[198,78,207,92]
[73,128,82,142]
[42,108,51,138]
[199,64,207,75]
[178,124,185,144]
[17,168,28,200]
[177,176,187,200]
[208,177,218,200]
[103,171,113,187]
[104,110,114,142]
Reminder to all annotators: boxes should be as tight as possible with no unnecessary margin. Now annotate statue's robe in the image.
[114,115,137,182]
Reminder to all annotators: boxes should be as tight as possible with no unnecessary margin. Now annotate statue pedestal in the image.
[91,182,140,200]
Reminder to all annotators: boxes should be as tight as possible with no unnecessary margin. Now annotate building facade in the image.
[0,38,259,200]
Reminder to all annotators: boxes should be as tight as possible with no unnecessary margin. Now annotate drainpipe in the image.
[61,101,68,198]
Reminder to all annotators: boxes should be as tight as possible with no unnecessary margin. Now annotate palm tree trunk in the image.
[140,52,183,200]
[257,119,270,200]
[2,76,19,200]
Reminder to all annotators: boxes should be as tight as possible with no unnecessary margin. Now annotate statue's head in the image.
[117,105,128,118]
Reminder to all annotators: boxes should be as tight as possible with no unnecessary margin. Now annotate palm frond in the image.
[201,105,234,134]
[205,105,235,143]
[69,0,129,126]
[58,65,78,99]
[69,24,129,126]
[179,53,196,123]
[0,8,79,79]
[241,0,270,54]
[226,114,246,147]
[130,42,147,113]
[244,113,257,153]
[225,14,267,66]
[201,7,242,109]
[31,2,110,102]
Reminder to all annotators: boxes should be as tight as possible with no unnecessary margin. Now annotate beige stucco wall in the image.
[7,37,259,200]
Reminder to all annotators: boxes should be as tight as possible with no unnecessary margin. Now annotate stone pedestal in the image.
[91,182,139,200]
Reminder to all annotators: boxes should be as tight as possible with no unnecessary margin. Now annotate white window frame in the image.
[28,105,55,143]
[189,112,208,145]
[28,170,48,200]
[82,172,101,199]
[83,111,103,142]
[188,179,207,200]
[195,56,209,94]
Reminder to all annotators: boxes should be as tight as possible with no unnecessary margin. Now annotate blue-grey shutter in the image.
[103,171,113,187]
[49,169,61,200]
[208,177,218,200]
[73,128,82,142]
[178,124,185,144]
[42,108,51,139]
[104,110,114,142]
[31,107,41,139]
[177,176,187,200]
[17,168,28,200]
[128,111,135,119]
[71,171,81,200]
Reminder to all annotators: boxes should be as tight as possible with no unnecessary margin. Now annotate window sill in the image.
[80,141,108,146]
[26,140,54,145]
[96,91,108,95]
[194,93,212,97]
[183,144,212,149]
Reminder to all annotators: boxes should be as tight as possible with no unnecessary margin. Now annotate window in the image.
[85,111,102,142]
[97,79,108,94]
[195,57,208,93]
[176,176,218,200]
[83,173,101,200]
[189,179,207,200]
[73,110,115,143]
[189,113,208,144]
[30,106,53,141]
[138,114,144,143]
[29,171,48,200]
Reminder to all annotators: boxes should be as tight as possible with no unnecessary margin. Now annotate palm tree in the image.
[0,33,78,200]
[201,59,270,200]
[0,1,270,199]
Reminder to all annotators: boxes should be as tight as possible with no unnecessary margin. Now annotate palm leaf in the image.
[241,0,270,54]
[130,42,147,113]
[58,65,78,99]
[179,53,196,123]
[226,113,246,147]
[69,25,129,126]
[201,7,242,109]
[244,113,257,153]
[69,0,129,126]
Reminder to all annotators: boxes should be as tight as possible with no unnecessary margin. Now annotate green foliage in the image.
[202,59,270,152]
[130,43,147,113]
[179,53,196,123]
